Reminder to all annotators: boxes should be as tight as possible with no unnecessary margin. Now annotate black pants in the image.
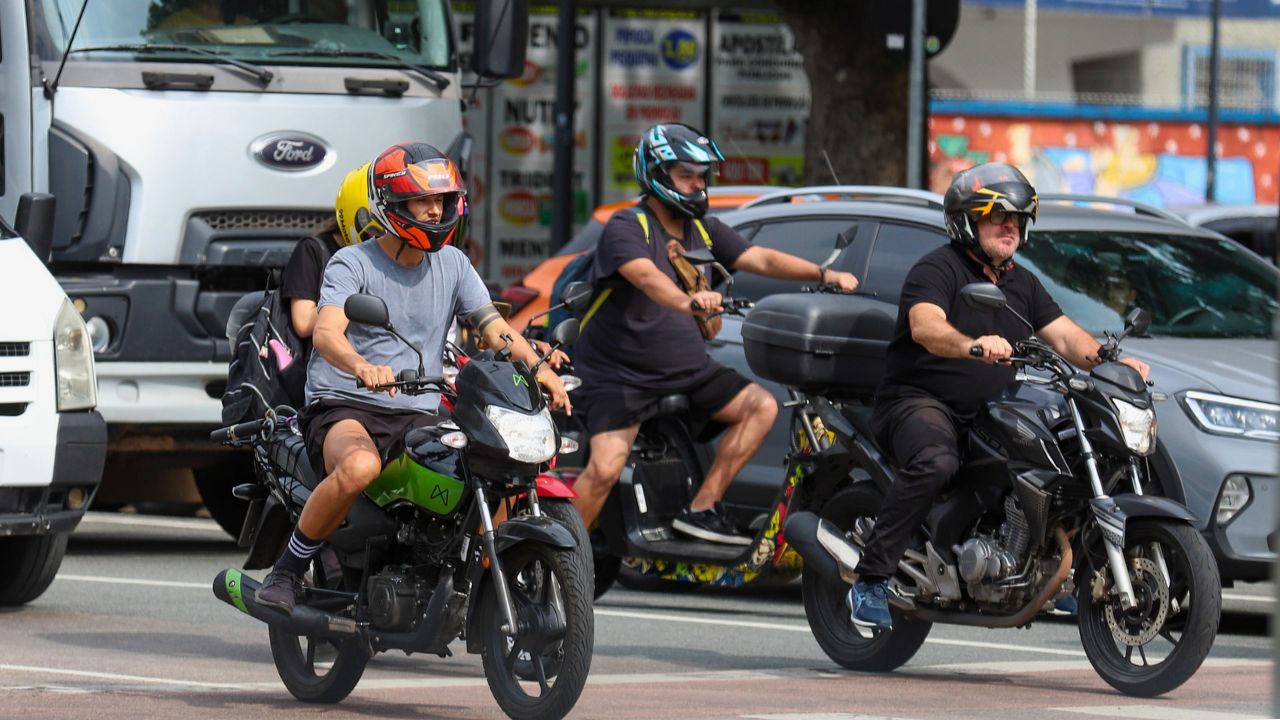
[857,396,967,580]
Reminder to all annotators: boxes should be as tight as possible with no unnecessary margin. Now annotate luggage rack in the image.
[1037,194,1190,225]
[739,185,945,210]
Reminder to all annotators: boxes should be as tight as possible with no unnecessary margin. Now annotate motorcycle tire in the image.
[480,541,594,720]
[538,499,603,599]
[801,483,932,672]
[268,554,369,704]
[1077,519,1220,697]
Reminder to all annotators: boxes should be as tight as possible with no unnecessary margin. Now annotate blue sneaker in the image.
[846,579,892,630]
[1052,594,1078,616]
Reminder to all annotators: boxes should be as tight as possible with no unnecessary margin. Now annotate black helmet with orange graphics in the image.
[943,162,1038,263]
[368,142,467,253]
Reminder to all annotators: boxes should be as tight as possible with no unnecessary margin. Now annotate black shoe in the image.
[257,569,303,615]
[672,504,752,546]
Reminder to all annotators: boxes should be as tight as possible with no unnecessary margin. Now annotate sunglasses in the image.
[980,210,1029,226]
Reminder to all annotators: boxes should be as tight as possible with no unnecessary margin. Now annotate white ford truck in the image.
[0,194,105,606]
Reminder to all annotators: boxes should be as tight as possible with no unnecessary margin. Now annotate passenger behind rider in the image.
[569,122,858,545]
[847,162,1150,631]
[257,143,570,614]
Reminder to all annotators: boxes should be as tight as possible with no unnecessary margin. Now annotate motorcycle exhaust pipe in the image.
[212,568,361,641]
[784,511,861,585]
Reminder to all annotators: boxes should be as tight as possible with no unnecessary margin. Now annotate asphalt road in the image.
[0,512,1273,720]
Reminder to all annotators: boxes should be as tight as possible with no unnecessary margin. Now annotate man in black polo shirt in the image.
[570,123,858,544]
[848,163,1150,630]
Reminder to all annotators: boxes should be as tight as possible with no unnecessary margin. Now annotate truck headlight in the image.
[1182,391,1280,441]
[485,406,556,464]
[54,298,98,411]
[1112,398,1156,455]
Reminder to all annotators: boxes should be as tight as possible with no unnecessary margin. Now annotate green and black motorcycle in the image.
[211,293,593,720]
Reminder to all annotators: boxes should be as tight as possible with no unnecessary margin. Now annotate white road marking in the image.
[0,664,250,690]
[743,714,915,720]
[77,512,225,532]
[1052,705,1266,720]
[56,574,209,589]
[1222,593,1274,604]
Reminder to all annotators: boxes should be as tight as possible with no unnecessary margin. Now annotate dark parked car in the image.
[1174,203,1278,263]
[701,187,1278,585]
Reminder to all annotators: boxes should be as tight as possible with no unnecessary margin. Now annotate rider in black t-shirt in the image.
[570,123,858,545]
[847,163,1151,631]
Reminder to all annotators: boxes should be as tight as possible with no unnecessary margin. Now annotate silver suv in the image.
[706,188,1278,584]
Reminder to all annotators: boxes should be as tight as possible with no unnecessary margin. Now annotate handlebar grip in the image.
[210,418,266,443]
[969,345,984,357]
[690,299,703,312]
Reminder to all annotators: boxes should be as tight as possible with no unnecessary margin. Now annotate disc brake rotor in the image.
[1104,557,1169,647]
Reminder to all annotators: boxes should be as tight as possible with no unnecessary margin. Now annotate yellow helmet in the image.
[334,162,383,246]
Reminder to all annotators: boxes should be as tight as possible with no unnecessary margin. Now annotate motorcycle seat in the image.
[656,394,690,417]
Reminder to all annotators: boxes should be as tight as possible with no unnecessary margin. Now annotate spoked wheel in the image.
[268,550,369,703]
[480,541,594,720]
[1077,520,1220,697]
[801,485,932,672]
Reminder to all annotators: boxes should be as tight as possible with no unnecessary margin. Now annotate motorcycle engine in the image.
[368,569,430,631]
[956,495,1030,604]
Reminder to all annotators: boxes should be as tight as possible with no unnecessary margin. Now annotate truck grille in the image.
[0,372,31,387]
[193,210,330,232]
[0,342,30,357]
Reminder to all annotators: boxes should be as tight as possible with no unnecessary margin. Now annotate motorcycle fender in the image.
[535,473,576,499]
[493,514,577,555]
[241,494,292,571]
[1112,493,1199,525]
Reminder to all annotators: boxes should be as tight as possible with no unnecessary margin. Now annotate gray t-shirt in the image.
[305,241,491,413]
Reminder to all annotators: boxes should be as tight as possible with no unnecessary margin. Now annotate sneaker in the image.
[1051,594,1078,617]
[257,569,303,615]
[672,504,752,546]
[846,579,893,630]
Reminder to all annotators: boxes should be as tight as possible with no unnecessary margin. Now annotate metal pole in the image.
[1024,0,1037,98]
[549,0,577,254]
[1205,0,1221,202]
[906,0,926,189]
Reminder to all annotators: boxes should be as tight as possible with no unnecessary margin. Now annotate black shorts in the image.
[576,365,752,436]
[299,398,442,476]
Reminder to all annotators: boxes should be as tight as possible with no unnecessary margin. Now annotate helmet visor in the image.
[382,158,466,203]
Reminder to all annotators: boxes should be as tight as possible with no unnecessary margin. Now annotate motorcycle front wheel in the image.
[801,484,932,672]
[480,541,594,720]
[1077,520,1220,697]
[268,550,369,703]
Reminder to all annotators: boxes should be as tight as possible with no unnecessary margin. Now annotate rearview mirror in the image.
[550,318,579,347]
[1124,307,1151,337]
[959,283,1007,312]
[562,281,593,313]
[344,294,391,328]
[679,247,716,265]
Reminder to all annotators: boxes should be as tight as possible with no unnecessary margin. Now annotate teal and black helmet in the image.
[633,123,726,218]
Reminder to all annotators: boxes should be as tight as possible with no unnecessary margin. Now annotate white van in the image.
[0,194,105,606]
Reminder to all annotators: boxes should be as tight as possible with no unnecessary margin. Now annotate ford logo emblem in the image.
[250,132,328,171]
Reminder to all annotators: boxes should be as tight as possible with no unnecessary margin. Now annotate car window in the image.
[1020,230,1280,338]
[1201,217,1276,262]
[728,218,858,301]
[863,223,948,303]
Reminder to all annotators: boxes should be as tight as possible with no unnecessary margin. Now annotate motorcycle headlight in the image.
[54,298,98,411]
[485,405,556,464]
[1182,391,1280,442]
[1112,398,1156,455]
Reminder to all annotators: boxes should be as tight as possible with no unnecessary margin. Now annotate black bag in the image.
[221,289,307,424]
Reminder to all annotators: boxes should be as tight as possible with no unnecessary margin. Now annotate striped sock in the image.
[274,526,322,577]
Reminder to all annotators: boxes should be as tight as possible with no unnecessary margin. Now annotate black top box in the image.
[741,293,897,395]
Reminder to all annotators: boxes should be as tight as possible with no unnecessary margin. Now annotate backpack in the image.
[221,289,308,425]
[546,205,712,332]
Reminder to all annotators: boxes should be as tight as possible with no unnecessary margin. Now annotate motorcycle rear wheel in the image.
[480,541,594,720]
[801,484,932,672]
[1077,520,1220,697]
[268,552,369,703]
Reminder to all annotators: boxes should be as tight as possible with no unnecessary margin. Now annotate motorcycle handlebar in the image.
[210,418,268,444]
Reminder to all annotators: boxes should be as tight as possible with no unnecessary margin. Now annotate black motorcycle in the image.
[745,283,1220,698]
[210,294,593,720]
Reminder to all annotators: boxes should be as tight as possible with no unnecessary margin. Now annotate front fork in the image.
[475,485,520,636]
[1068,398,1138,609]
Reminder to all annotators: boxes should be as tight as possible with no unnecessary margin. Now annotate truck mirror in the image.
[472,0,529,79]
[15,193,56,263]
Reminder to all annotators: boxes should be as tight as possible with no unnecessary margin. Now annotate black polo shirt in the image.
[876,243,1063,416]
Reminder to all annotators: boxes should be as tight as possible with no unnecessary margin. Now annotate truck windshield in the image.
[1019,229,1280,339]
[33,0,453,70]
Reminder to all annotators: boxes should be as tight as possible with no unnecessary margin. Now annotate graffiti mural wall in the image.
[929,114,1280,206]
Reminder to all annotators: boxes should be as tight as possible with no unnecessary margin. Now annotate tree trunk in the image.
[775,1,909,186]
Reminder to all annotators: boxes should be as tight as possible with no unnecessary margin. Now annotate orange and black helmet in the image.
[943,162,1038,248]
[368,142,467,253]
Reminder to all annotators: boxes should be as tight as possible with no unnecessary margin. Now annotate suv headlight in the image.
[485,406,556,464]
[1112,398,1156,455]
[54,298,97,411]
[1182,391,1280,441]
